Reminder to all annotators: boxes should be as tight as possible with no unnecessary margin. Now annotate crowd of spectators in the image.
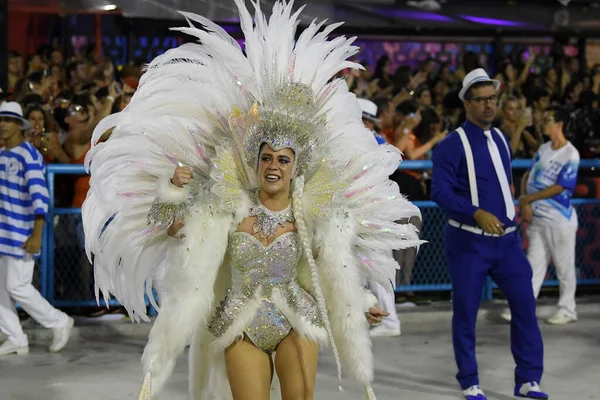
[2,44,600,307]
[5,46,600,207]
[343,49,600,201]
[3,47,142,205]
[2,46,142,312]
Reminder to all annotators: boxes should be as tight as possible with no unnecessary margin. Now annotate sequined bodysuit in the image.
[208,231,324,353]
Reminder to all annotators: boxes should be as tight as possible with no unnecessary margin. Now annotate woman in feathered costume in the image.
[82,1,423,399]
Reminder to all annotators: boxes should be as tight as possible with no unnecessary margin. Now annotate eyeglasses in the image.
[470,95,497,104]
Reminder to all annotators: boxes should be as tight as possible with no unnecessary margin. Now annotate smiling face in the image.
[257,144,297,197]
[28,110,45,134]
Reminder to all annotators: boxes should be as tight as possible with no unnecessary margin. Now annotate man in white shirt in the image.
[515,106,579,325]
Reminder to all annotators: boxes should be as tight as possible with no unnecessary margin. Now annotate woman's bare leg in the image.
[225,336,273,400]
[274,330,319,400]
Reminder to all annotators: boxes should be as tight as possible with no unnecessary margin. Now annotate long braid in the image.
[292,175,344,391]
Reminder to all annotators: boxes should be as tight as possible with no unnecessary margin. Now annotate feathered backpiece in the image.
[83,0,423,321]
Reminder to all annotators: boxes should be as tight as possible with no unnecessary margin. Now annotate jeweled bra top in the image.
[228,231,302,296]
[207,229,325,352]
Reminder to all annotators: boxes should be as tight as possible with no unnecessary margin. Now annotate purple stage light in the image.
[460,15,525,27]
[371,8,456,23]
[219,17,241,23]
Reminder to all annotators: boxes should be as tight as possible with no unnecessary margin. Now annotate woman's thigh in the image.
[225,336,273,400]
[274,330,319,400]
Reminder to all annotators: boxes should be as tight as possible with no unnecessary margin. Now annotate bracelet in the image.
[107,96,115,103]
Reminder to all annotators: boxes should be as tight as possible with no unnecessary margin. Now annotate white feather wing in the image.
[83,19,252,320]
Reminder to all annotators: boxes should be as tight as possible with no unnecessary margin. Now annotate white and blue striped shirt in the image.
[0,142,49,258]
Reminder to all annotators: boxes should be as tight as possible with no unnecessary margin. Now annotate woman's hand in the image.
[42,135,61,156]
[366,306,390,325]
[167,217,185,238]
[108,81,120,100]
[401,110,422,133]
[171,166,193,188]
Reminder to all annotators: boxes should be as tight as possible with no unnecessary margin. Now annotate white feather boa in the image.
[142,194,235,397]
[314,211,376,385]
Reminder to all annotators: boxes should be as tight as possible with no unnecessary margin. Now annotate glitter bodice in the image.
[228,231,301,296]
[208,231,325,353]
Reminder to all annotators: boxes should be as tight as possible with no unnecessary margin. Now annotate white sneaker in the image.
[500,309,512,322]
[0,340,29,356]
[462,385,487,399]
[547,311,576,325]
[369,324,401,337]
[49,317,74,352]
[515,381,548,398]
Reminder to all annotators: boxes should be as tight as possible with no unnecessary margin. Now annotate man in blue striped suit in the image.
[0,102,73,356]
[431,70,548,400]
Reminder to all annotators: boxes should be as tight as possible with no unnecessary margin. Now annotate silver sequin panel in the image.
[207,232,323,353]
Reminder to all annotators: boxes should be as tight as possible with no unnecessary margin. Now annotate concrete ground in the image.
[0,300,598,400]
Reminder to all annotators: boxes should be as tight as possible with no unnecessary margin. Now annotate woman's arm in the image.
[44,137,72,164]
[393,112,422,151]
[405,131,447,160]
[504,123,526,155]
[517,55,534,87]
[394,129,411,152]
[522,130,540,155]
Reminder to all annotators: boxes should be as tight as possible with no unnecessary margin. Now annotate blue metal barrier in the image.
[40,160,600,307]
[43,164,121,308]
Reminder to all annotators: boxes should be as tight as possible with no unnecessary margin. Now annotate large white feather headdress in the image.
[84,0,422,322]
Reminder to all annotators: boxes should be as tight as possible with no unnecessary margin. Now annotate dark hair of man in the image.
[545,106,570,127]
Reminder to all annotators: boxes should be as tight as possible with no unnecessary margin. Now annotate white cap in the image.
[0,102,30,130]
[458,68,501,101]
[357,98,380,122]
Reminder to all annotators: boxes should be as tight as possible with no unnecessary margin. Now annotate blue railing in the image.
[39,160,600,307]
[395,159,600,170]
